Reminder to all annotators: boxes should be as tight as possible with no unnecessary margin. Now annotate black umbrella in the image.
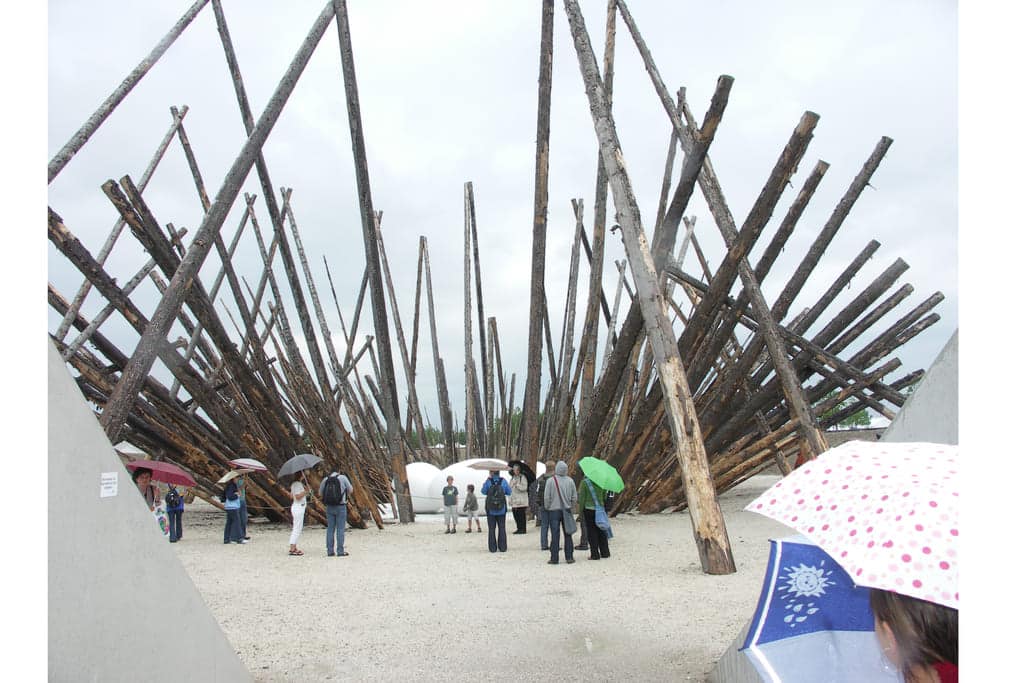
[277,453,323,479]
[507,459,535,484]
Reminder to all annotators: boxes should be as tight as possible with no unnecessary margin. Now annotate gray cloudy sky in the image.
[47,0,958,429]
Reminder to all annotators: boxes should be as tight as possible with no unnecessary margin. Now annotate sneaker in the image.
[328,552,336,556]
[547,560,558,565]
[566,558,576,564]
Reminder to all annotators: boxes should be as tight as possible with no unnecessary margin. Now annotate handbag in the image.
[224,497,241,510]
[553,477,577,535]
[585,479,613,539]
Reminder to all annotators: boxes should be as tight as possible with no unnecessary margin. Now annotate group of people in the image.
[440,460,613,565]
[282,469,354,557]
[134,457,956,679]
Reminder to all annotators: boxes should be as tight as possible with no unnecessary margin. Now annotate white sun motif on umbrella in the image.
[783,563,834,598]
[776,562,834,627]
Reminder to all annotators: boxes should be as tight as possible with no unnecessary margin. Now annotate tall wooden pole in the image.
[521,0,555,470]
[98,2,337,444]
[333,0,412,521]
[564,0,735,574]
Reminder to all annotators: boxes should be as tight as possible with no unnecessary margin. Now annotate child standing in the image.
[442,476,459,534]
[463,483,482,533]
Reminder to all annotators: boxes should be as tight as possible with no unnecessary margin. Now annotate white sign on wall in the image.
[100,471,119,498]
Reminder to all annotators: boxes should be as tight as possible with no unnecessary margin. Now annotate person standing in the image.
[534,460,556,550]
[579,475,610,560]
[441,476,459,534]
[319,470,354,556]
[132,467,159,510]
[132,467,169,537]
[237,473,250,541]
[480,470,512,553]
[463,483,482,532]
[222,479,245,544]
[544,461,578,565]
[288,475,307,556]
[165,484,185,543]
[509,464,530,534]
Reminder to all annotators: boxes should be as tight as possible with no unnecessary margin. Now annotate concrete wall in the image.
[882,330,958,445]
[48,341,251,682]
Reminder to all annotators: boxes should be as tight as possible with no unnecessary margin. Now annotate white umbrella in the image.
[217,468,254,484]
[229,457,268,471]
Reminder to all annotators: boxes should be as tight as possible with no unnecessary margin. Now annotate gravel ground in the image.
[172,473,792,682]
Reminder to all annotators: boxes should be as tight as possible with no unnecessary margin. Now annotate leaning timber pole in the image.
[563,0,735,574]
[333,0,413,522]
[520,0,555,470]
[48,0,210,183]
[98,2,337,444]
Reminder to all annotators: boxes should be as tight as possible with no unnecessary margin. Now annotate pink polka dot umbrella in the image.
[745,440,959,609]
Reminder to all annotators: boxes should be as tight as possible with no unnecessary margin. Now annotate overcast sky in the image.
[46,0,959,430]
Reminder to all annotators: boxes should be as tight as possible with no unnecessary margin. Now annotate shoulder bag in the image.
[585,479,613,539]
[553,477,577,536]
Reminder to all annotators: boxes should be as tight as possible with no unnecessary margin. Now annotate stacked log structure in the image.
[47,1,946,571]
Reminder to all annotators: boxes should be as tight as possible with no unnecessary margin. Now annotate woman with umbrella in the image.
[745,440,958,682]
[221,474,245,544]
[277,453,322,557]
[509,462,531,534]
[576,456,623,561]
[131,467,159,511]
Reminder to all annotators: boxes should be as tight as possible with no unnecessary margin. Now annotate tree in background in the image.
[816,390,871,430]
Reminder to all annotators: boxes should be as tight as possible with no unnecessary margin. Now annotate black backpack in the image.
[485,479,506,512]
[323,475,344,506]
[165,487,182,510]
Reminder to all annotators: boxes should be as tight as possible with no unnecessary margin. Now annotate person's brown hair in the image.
[869,588,957,679]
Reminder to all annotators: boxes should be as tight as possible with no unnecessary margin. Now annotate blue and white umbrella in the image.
[742,535,900,682]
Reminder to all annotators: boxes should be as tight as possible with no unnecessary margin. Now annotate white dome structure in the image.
[406,461,444,513]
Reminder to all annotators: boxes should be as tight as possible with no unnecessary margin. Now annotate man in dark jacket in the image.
[533,460,556,550]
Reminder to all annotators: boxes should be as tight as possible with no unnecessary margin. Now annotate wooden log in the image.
[333,0,412,521]
[170,193,256,397]
[566,0,735,574]
[578,0,618,424]
[48,0,210,182]
[55,106,190,341]
[547,199,585,458]
[98,2,337,443]
[521,0,555,471]
[421,237,457,463]
[372,213,433,461]
[573,75,732,463]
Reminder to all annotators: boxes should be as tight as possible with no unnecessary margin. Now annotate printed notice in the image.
[100,472,119,498]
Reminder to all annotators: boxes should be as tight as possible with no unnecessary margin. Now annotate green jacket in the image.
[577,477,607,511]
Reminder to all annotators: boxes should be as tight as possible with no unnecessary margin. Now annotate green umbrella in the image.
[577,456,624,493]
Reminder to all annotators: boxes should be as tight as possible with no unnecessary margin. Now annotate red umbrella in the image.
[126,460,197,487]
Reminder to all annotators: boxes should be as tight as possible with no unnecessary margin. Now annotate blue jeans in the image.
[326,504,347,554]
[224,508,242,543]
[549,510,574,563]
[239,498,248,537]
[539,507,552,549]
[486,513,507,552]
[168,509,183,542]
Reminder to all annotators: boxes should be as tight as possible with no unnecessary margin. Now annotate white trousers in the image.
[289,502,306,545]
